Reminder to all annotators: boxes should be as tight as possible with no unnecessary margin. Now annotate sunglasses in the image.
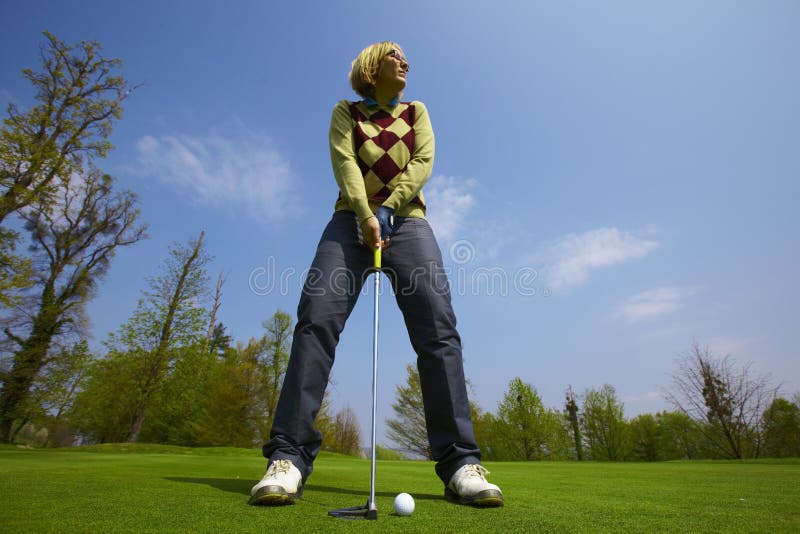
[386,49,409,70]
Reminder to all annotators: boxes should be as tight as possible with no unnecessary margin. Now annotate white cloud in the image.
[136,126,298,223]
[424,175,476,242]
[613,286,696,322]
[542,228,659,291]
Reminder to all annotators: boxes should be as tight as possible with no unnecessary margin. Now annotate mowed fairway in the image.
[1,445,798,533]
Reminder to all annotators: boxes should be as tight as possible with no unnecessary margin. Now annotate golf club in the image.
[328,244,382,520]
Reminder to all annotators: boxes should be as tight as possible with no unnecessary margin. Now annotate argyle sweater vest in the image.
[330,99,434,222]
[346,101,424,208]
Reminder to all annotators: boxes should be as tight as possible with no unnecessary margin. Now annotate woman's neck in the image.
[372,85,400,105]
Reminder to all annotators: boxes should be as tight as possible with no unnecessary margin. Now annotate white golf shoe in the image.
[445,464,504,507]
[248,459,303,505]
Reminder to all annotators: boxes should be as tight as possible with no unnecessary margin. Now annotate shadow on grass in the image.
[165,477,252,496]
[164,478,441,502]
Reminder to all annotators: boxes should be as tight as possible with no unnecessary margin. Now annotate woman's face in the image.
[375,48,409,93]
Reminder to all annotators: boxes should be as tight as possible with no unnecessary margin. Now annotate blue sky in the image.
[2,0,798,448]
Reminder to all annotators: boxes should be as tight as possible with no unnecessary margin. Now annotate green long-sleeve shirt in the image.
[329,99,435,222]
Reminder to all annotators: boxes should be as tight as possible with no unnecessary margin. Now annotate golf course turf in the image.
[1,444,798,532]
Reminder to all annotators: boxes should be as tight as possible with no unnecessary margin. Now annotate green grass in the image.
[1,445,798,533]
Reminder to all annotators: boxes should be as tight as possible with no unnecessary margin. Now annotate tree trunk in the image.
[0,283,60,442]
[127,410,146,443]
[566,386,583,461]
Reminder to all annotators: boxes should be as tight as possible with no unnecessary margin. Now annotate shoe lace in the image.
[462,464,490,480]
[267,459,292,477]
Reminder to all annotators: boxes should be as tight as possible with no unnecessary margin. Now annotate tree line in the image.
[386,345,799,462]
[6,220,363,453]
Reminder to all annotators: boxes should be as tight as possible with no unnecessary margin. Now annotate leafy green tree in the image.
[386,364,432,459]
[99,231,210,442]
[581,384,631,461]
[761,397,800,458]
[70,350,141,443]
[5,340,92,444]
[492,377,570,460]
[27,340,92,446]
[0,31,131,222]
[191,313,295,448]
[259,311,291,440]
[207,322,232,357]
[192,338,264,447]
[138,342,215,445]
[629,413,660,461]
[0,170,145,442]
[630,411,711,461]
[654,411,705,460]
[470,400,494,459]
[0,228,33,307]
[72,238,219,446]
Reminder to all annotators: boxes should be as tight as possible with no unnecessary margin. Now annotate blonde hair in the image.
[349,41,405,98]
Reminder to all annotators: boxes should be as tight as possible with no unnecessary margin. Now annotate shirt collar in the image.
[364,95,399,107]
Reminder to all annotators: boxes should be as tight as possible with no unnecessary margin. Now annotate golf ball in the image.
[393,492,415,516]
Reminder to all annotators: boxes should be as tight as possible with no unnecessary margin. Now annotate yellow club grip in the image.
[374,246,382,269]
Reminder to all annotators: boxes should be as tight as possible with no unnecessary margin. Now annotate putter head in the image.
[328,500,377,520]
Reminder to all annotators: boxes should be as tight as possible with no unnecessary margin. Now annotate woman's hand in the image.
[361,216,389,250]
[376,206,395,241]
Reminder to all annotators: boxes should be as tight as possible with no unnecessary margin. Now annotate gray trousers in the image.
[263,211,481,485]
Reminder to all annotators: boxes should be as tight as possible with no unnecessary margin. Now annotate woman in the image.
[250,41,503,508]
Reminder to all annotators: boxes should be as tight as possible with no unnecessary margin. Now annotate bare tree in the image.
[666,343,777,459]
[331,405,362,457]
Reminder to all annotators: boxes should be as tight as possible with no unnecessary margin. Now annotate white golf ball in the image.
[393,492,415,516]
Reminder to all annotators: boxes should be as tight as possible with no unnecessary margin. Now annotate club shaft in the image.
[369,270,379,512]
